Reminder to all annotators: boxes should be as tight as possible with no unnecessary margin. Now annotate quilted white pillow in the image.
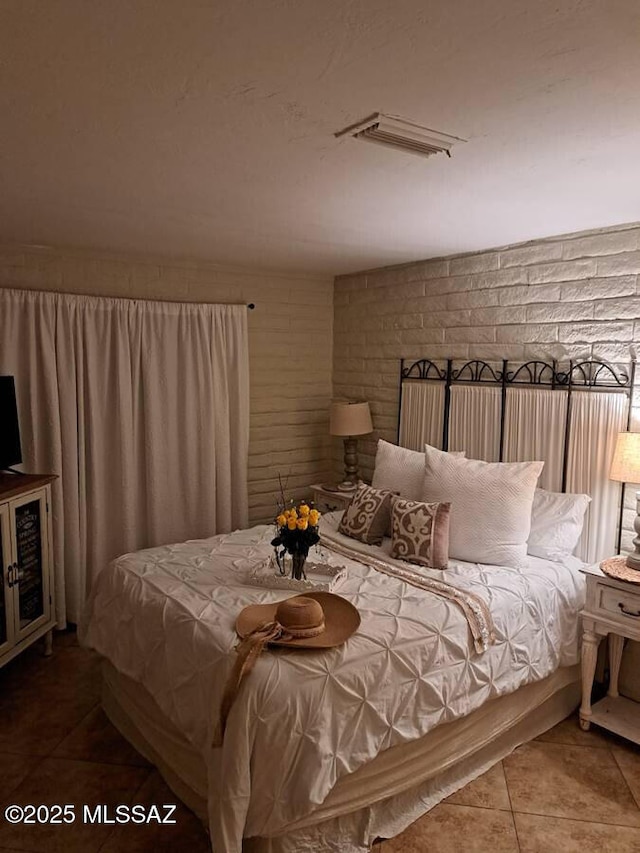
[372,439,463,501]
[422,446,544,569]
[528,488,591,562]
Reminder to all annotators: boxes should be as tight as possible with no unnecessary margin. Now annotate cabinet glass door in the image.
[12,492,50,638]
[0,506,14,654]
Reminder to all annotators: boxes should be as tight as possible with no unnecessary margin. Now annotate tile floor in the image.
[0,632,639,852]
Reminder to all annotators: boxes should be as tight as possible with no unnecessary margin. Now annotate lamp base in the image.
[626,554,640,572]
[341,436,360,488]
[335,479,359,492]
[627,492,640,571]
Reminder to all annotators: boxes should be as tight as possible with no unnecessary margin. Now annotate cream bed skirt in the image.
[102,660,580,852]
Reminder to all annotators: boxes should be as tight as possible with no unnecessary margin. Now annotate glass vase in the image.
[275,549,307,581]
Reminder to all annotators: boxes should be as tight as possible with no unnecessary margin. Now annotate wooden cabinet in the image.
[0,473,57,668]
[579,563,640,745]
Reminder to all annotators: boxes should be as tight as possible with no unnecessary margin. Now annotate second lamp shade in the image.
[329,401,373,437]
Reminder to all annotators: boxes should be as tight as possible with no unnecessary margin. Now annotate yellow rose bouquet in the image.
[271,500,321,580]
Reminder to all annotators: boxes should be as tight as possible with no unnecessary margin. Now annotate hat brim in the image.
[235,591,360,649]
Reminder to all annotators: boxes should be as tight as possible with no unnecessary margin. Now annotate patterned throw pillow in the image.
[390,497,451,569]
[338,483,395,545]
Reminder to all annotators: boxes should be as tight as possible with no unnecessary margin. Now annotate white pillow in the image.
[528,488,591,562]
[422,446,544,569]
[372,439,463,501]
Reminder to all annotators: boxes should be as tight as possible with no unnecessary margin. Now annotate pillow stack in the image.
[337,438,590,571]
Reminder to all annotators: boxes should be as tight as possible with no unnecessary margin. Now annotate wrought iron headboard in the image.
[398,358,636,550]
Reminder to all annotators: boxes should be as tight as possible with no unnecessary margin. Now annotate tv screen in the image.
[0,376,22,470]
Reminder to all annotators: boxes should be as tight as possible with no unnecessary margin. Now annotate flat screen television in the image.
[0,376,22,470]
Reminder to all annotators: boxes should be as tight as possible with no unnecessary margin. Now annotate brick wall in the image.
[0,245,334,524]
[333,222,640,550]
[3,224,640,535]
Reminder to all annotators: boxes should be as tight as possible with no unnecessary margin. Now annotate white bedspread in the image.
[79,513,585,852]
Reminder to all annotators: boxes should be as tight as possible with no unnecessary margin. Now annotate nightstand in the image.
[579,562,640,744]
[310,484,356,514]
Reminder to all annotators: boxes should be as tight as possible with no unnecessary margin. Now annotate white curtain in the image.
[567,391,628,563]
[448,386,501,461]
[503,387,568,491]
[0,288,249,624]
[399,382,444,450]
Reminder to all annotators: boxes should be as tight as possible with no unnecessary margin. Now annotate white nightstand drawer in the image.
[309,484,356,515]
[580,563,640,743]
[598,584,640,622]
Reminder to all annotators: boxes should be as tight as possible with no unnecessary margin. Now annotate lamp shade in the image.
[329,401,373,437]
[610,432,640,483]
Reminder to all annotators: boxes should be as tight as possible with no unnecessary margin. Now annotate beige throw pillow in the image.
[338,483,395,546]
[422,446,544,569]
[390,497,451,569]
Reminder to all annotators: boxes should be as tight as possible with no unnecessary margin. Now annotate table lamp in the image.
[330,401,373,491]
[610,431,640,569]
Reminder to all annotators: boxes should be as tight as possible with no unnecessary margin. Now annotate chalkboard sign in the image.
[15,501,43,627]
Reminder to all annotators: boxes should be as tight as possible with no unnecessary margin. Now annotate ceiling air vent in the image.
[335,113,465,159]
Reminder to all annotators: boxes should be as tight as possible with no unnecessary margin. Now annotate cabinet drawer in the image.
[598,584,640,623]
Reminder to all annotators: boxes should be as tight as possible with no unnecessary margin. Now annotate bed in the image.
[80,355,635,852]
[80,512,585,853]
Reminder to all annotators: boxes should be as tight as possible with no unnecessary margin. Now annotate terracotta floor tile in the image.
[0,691,100,757]
[514,812,640,853]
[15,647,101,694]
[383,803,519,853]
[0,646,101,757]
[445,762,511,810]
[0,753,42,800]
[504,741,640,827]
[99,770,210,852]
[0,646,100,708]
[613,746,640,809]
[0,757,149,853]
[0,847,37,853]
[53,707,150,768]
[0,641,96,695]
[52,629,80,649]
[6,639,640,852]
[534,712,612,749]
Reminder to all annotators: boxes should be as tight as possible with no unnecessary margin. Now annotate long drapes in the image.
[0,288,250,624]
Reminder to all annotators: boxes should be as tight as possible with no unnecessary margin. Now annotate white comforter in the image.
[80,513,585,852]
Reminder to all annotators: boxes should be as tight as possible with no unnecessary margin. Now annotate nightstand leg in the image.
[579,629,601,731]
[608,634,625,699]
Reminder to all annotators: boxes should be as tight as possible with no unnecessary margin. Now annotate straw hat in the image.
[213,592,360,746]
[236,591,360,648]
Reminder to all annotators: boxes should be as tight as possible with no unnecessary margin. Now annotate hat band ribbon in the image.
[213,618,325,746]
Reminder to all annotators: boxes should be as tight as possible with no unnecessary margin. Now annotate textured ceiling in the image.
[1,0,640,274]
